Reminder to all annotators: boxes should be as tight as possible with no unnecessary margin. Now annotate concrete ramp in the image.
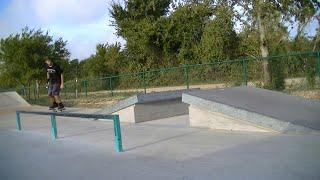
[182,86,320,134]
[0,91,30,110]
[96,89,198,123]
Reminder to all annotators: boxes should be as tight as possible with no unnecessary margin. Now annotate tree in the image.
[110,0,171,71]
[196,5,238,62]
[0,27,70,89]
[81,43,123,77]
[313,0,320,51]
[163,1,213,65]
[64,59,80,81]
[235,0,318,86]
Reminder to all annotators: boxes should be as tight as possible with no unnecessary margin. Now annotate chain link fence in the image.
[5,51,320,106]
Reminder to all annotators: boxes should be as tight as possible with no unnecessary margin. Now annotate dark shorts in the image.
[48,84,61,96]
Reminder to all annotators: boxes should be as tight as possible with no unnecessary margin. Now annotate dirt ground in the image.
[289,89,320,100]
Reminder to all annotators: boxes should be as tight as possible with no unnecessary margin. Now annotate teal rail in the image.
[15,110,123,152]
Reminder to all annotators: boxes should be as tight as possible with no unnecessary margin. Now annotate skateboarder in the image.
[44,58,65,111]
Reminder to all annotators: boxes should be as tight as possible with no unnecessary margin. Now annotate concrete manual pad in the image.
[182,86,320,134]
[96,89,198,123]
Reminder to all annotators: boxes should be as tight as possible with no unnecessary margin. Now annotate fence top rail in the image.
[80,51,319,83]
[16,110,117,120]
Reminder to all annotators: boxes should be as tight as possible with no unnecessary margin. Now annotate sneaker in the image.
[57,103,65,111]
[49,102,58,110]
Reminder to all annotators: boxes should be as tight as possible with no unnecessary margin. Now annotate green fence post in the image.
[74,82,76,98]
[242,59,248,86]
[142,72,147,94]
[113,115,123,152]
[50,115,58,139]
[184,65,190,89]
[33,83,36,100]
[109,77,113,96]
[16,112,22,131]
[84,80,88,98]
[23,86,26,97]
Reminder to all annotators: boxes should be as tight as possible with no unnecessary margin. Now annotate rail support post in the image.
[113,115,123,152]
[50,115,58,139]
[16,112,22,131]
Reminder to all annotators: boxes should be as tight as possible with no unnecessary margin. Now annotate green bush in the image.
[305,57,316,88]
[267,58,285,91]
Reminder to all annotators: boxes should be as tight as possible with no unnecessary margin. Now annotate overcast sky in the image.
[0,0,124,60]
[0,0,318,60]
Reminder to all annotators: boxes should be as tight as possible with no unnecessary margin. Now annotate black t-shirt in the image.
[45,63,63,84]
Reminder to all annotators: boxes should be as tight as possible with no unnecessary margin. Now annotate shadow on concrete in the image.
[125,130,203,152]
[59,127,115,139]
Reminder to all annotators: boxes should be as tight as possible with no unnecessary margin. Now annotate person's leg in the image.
[52,84,65,110]
[53,95,61,103]
[48,85,58,109]
[50,96,55,103]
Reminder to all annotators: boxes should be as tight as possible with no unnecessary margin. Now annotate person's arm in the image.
[60,73,64,89]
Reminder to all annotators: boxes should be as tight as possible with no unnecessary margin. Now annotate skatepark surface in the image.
[0,91,320,179]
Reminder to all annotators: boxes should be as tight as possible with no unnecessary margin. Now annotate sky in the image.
[0,0,124,60]
[0,0,318,60]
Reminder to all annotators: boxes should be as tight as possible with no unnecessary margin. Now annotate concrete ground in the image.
[0,107,320,180]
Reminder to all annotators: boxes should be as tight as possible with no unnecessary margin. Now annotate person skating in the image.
[44,58,65,111]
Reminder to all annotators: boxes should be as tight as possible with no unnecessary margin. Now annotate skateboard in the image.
[50,107,66,112]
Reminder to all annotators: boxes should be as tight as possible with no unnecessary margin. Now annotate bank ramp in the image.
[182,86,320,134]
[0,91,30,111]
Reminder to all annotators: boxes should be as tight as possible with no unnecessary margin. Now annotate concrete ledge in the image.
[113,100,189,123]
[97,89,198,123]
[134,100,188,123]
